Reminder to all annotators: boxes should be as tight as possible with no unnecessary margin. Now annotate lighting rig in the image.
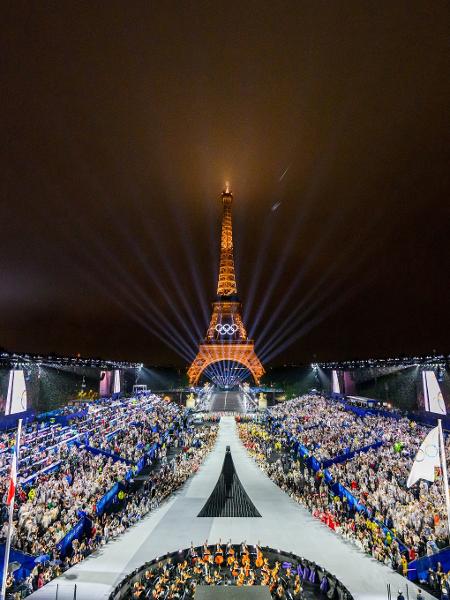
[314,354,449,370]
[0,351,143,370]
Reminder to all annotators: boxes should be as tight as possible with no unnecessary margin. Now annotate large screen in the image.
[5,369,28,415]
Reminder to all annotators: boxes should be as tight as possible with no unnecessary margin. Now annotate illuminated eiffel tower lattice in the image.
[187,185,264,386]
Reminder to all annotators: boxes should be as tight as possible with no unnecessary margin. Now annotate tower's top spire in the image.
[217,186,237,297]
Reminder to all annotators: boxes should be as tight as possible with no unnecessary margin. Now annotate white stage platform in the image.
[29,414,431,600]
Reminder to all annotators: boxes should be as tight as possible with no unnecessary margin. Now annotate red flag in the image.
[6,450,17,506]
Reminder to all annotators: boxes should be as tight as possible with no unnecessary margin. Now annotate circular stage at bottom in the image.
[110,544,354,600]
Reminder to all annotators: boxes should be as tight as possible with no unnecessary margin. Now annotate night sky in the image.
[2,2,449,368]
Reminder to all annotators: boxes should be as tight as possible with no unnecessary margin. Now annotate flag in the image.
[6,449,17,506]
[407,425,440,488]
[423,371,447,415]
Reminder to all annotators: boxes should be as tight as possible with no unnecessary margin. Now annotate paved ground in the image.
[210,391,245,412]
[29,413,432,600]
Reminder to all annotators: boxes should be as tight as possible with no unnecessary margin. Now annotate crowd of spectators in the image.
[328,438,448,553]
[239,393,450,595]
[0,394,218,599]
[87,398,182,464]
[0,423,76,477]
[270,395,384,462]
[240,422,406,570]
[16,424,218,598]
[6,448,128,556]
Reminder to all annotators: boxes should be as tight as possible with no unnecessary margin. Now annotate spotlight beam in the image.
[67,218,198,359]
[242,212,276,323]
[115,231,204,345]
[262,272,372,363]
[60,229,196,361]
[255,225,335,348]
[257,205,387,358]
[40,166,200,361]
[163,191,211,329]
[259,241,375,362]
[75,147,207,344]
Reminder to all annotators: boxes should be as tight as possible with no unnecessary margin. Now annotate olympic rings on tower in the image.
[215,323,239,335]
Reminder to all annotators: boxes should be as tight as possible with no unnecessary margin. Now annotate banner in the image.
[113,369,121,394]
[332,370,340,394]
[5,370,28,415]
[0,544,38,582]
[54,409,88,426]
[99,371,112,397]
[423,370,446,415]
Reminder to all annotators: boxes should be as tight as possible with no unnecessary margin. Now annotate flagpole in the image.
[1,418,22,600]
[438,419,450,543]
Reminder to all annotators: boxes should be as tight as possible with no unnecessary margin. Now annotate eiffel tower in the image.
[187,185,264,386]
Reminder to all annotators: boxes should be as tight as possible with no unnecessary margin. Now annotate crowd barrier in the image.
[281,428,382,472]
[96,482,121,515]
[36,409,62,421]
[56,516,92,557]
[407,545,450,582]
[53,409,88,426]
[321,440,383,469]
[337,400,402,421]
[105,427,123,441]
[81,443,131,464]
[135,456,146,474]
[21,461,62,486]
[0,410,35,432]
[0,544,38,582]
[329,480,366,512]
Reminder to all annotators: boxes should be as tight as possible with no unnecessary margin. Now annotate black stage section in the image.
[198,447,261,517]
[195,586,271,600]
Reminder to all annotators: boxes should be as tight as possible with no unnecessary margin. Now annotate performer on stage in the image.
[214,540,224,567]
[127,543,308,600]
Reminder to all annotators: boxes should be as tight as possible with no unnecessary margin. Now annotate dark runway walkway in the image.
[210,391,245,412]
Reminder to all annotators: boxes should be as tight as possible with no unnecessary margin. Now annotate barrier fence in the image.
[56,516,92,557]
[0,410,35,432]
[407,545,450,582]
[321,440,383,469]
